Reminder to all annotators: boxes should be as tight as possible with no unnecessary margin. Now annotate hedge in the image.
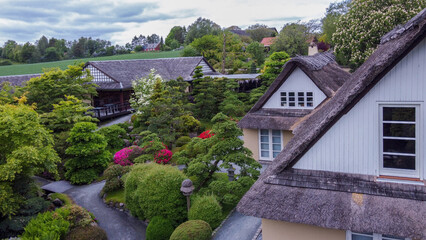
[169,220,212,240]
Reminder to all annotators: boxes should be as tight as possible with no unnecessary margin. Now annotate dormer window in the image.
[280,92,313,108]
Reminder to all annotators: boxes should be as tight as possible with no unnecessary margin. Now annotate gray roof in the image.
[0,74,41,88]
[237,9,426,239]
[238,51,350,130]
[206,73,261,79]
[86,57,216,90]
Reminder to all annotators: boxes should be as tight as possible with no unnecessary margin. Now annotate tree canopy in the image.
[0,104,59,217]
[333,0,425,69]
[185,17,222,44]
[271,22,310,56]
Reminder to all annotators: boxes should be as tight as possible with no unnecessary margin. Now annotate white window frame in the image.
[258,129,283,161]
[346,230,411,240]
[378,103,420,178]
[280,91,314,109]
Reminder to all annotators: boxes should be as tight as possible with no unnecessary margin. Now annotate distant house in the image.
[83,57,215,107]
[260,37,276,52]
[0,74,41,87]
[144,42,161,51]
[238,51,349,162]
[237,9,426,240]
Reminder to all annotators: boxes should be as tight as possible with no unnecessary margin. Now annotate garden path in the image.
[212,210,261,240]
[98,113,133,129]
[65,181,146,240]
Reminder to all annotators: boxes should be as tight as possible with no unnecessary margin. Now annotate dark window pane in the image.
[383,123,415,137]
[281,97,287,101]
[298,103,305,107]
[298,97,304,101]
[307,103,313,107]
[280,92,286,96]
[281,102,287,107]
[298,92,304,96]
[383,155,415,170]
[289,92,295,96]
[307,97,313,101]
[307,92,313,96]
[352,235,373,240]
[289,102,295,107]
[383,139,415,154]
[383,107,415,121]
[289,97,295,101]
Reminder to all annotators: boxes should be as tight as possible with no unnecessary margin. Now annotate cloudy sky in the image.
[0,0,334,46]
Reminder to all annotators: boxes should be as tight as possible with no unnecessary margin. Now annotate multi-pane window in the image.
[259,129,282,160]
[280,92,313,108]
[347,231,410,240]
[380,105,419,178]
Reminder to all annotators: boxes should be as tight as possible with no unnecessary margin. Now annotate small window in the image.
[259,129,282,161]
[280,91,314,108]
[380,105,419,178]
[347,231,409,240]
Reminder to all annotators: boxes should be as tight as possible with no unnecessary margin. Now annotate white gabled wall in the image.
[294,38,426,180]
[86,65,115,83]
[262,67,326,109]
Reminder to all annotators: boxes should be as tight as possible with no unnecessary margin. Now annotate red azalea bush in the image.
[154,149,173,164]
[114,147,134,166]
[199,130,214,139]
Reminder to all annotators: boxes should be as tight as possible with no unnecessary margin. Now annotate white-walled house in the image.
[238,9,426,240]
[238,52,350,162]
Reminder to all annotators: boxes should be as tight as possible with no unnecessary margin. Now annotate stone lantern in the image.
[227,165,235,181]
[180,179,194,212]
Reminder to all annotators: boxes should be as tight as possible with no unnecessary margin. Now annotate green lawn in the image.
[0,50,182,76]
[105,188,125,204]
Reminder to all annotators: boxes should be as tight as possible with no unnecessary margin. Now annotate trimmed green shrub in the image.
[0,59,12,66]
[65,122,111,184]
[169,220,212,240]
[21,207,70,240]
[208,176,255,205]
[176,136,191,147]
[146,216,174,240]
[125,163,187,225]
[101,164,130,195]
[64,205,93,229]
[65,225,107,240]
[98,124,126,152]
[19,197,50,216]
[188,195,222,229]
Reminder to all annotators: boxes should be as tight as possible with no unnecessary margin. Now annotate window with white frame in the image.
[346,231,410,240]
[379,105,419,178]
[259,129,282,160]
[280,92,313,108]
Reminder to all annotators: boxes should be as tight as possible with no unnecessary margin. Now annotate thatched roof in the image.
[237,9,426,239]
[0,74,41,88]
[238,51,349,130]
[86,56,215,90]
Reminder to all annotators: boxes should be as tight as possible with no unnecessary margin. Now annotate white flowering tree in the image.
[130,69,163,114]
[333,0,425,69]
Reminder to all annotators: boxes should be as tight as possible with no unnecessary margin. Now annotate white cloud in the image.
[0,0,333,45]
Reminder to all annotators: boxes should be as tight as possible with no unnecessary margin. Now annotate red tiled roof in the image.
[260,37,276,46]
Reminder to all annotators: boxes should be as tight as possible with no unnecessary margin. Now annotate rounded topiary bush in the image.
[65,225,107,240]
[146,216,174,240]
[124,163,187,225]
[176,136,191,147]
[169,220,212,240]
[188,195,222,229]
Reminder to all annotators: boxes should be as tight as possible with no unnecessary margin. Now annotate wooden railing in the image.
[89,102,133,120]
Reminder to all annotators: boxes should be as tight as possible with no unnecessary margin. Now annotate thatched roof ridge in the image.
[86,56,215,90]
[237,9,426,239]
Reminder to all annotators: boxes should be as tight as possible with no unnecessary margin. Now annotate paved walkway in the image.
[64,181,146,240]
[213,210,261,240]
[99,113,133,128]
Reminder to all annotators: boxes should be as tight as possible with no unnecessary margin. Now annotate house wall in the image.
[242,129,293,161]
[262,67,326,109]
[85,65,115,83]
[262,219,345,240]
[294,38,426,180]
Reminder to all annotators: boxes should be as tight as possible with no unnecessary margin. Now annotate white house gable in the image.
[262,67,326,109]
[294,38,426,181]
[196,59,214,74]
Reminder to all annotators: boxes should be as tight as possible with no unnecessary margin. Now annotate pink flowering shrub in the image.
[199,130,214,139]
[154,149,173,164]
[114,147,134,166]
